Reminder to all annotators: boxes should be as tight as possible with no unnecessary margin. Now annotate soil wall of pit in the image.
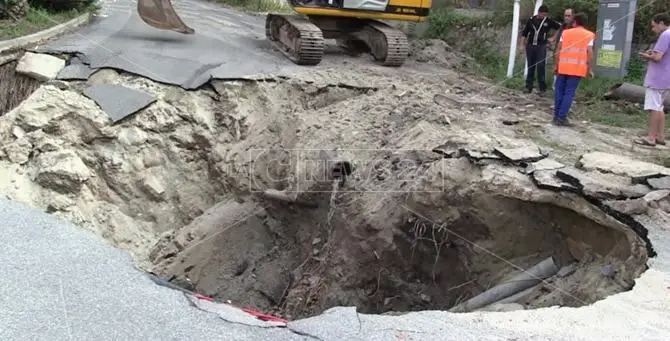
[151,155,647,319]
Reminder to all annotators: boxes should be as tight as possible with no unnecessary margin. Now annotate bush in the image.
[28,0,95,12]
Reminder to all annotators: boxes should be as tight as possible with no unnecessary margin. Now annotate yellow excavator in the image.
[136,0,431,66]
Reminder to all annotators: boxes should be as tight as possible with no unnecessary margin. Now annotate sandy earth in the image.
[1,39,669,330]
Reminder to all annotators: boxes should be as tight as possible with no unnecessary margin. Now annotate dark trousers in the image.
[525,44,548,92]
[553,74,582,120]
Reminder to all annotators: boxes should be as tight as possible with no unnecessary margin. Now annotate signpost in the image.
[594,0,637,78]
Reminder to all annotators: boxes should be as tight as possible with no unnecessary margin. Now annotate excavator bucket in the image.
[137,0,195,34]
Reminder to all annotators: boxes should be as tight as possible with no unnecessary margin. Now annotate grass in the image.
[213,0,292,12]
[0,7,85,40]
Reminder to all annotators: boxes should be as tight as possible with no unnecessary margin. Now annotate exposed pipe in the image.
[449,256,559,313]
[506,0,521,78]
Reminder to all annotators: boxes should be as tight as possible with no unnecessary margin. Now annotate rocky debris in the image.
[83,84,157,123]
[556,167,651,200]
[139,170,167,202]
[33,150,91,194]
[494,145,546,164]
[3,138,32,164]
[576,151,670,183]
[15,52,65,82]
[431,141,464,158]
[7,85,107,133]
[460,149,501,162]
[642,190,670,212]
[530,169,578,192]
[523,158,565,174]
[603,198,649,216]
[87,69,122,85]
[647,176,670,190]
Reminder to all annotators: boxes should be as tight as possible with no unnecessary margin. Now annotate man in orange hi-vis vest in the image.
[552,13,595,126]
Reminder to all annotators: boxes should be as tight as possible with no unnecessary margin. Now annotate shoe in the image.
[634,138,656,147]
[656,140,666,146]
[524,88,532,94]
[556,119,573,127]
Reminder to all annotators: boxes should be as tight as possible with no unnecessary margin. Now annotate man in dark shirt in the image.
[520,5,561,94]
[551,8,574,51]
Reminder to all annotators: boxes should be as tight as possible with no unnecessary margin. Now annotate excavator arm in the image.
[137,0,195,34]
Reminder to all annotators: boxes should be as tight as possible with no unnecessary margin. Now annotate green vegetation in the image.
[424,7,669,130]
[1,0,97,40]
[214,0,292,12]
[0,7,81,39]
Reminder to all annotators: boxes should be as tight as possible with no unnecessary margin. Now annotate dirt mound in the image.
[0,63,660,320]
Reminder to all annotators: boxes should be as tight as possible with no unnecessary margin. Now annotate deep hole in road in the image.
[151,184,647,319]
[0,69,649,321]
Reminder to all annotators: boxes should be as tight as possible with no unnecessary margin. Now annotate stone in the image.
[602,198,649,216]
[117,127,149,146]
[431,141,464,158]
[576,151,670,183]
[87,69,121,85]
[3,139,32,165]
[13,86,107,133]
[494,145,546,163]
[43,192,75,212]
[556,167,651,200]
[531,169,578,192]
[647,176,670,190]
[524,158,565,174]
[460,149,501,162]
[642,190,670,205]
[11,126,26,139]
[34,150,91,194]
[140,172,166,201]
[15,52,65,81]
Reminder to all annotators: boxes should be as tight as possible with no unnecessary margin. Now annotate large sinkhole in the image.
[149,179,648,320]
[0,72,649,321]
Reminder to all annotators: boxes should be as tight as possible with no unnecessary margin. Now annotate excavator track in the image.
[362,21,409,67]
[265,14,325,66]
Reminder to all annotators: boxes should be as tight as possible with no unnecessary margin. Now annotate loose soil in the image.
[0,39,660,320]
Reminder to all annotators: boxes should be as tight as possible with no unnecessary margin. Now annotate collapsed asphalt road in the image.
[35,0,303,88]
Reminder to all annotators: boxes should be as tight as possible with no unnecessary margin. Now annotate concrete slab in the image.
[83,84,157,123]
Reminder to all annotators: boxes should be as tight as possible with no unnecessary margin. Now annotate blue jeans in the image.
[553,74,582,120]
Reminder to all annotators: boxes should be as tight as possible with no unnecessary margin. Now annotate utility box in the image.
[594,0,637,78]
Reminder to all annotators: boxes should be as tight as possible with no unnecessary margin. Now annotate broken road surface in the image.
[36,0,303,89]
